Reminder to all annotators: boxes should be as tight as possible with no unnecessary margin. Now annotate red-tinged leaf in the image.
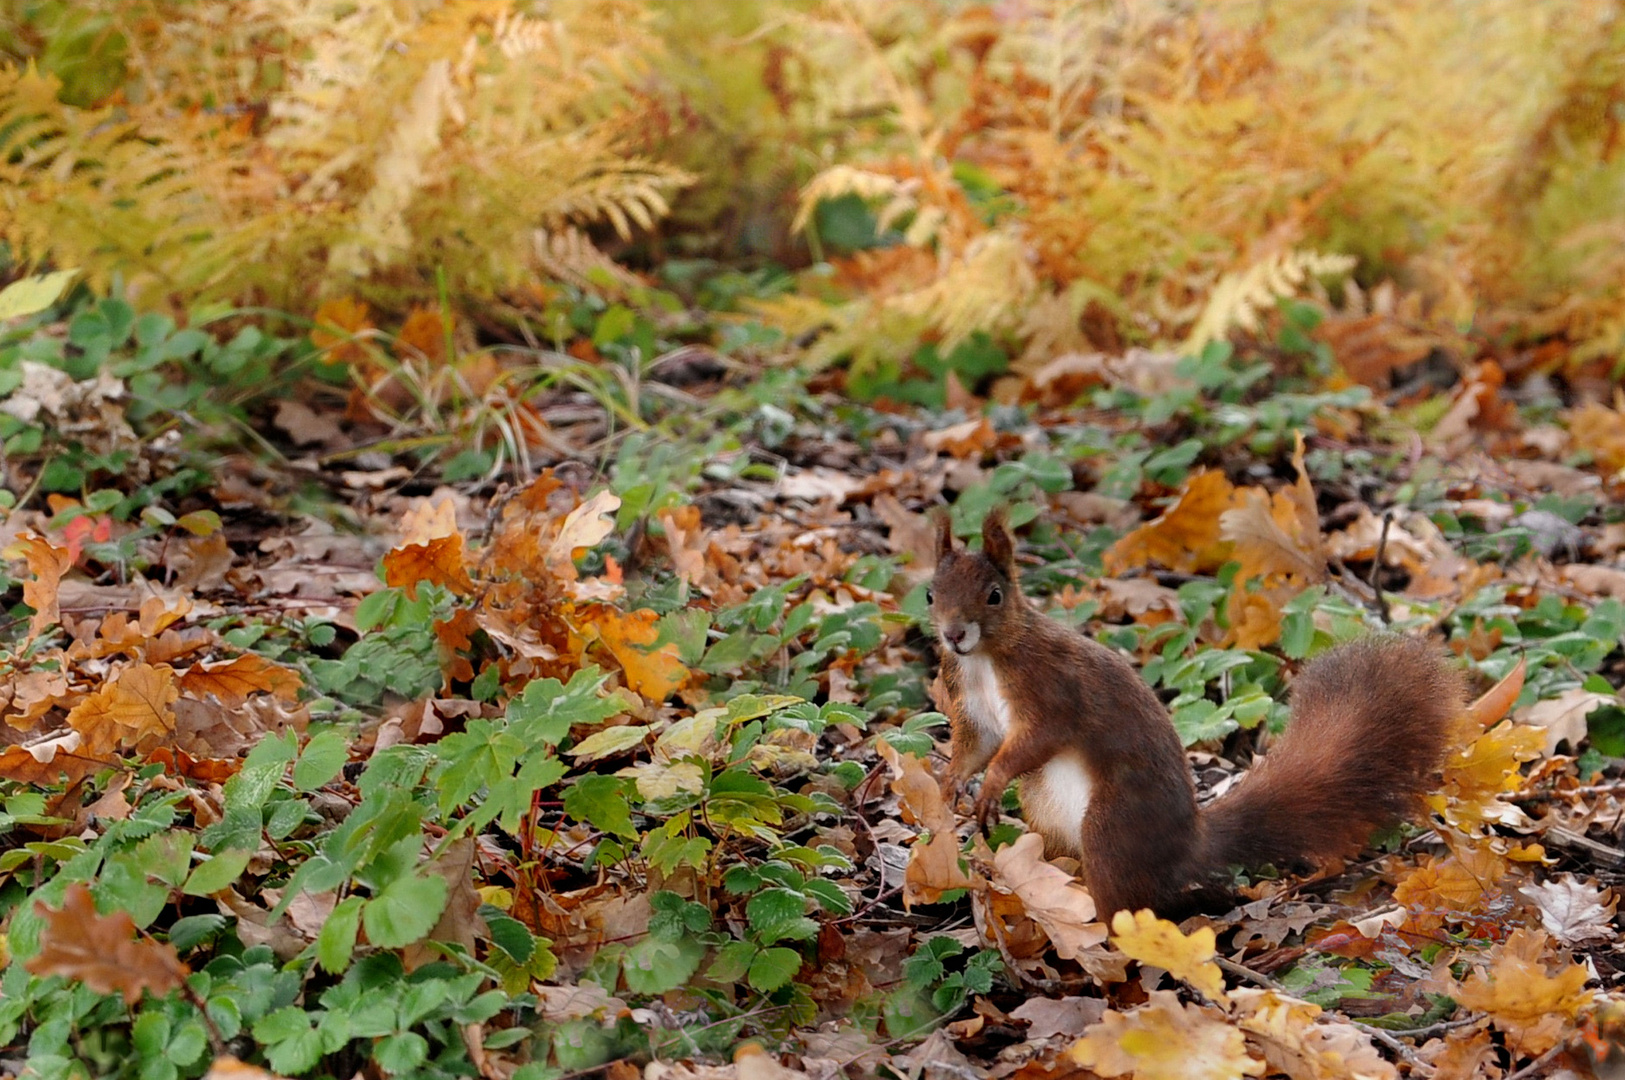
[180,654,303,708]
[0,737,108,785]
[1468,657,1525,729]
[26,884,189,1004]
[147,746,242,783]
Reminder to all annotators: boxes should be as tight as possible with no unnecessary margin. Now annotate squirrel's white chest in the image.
[956,653,1013,739]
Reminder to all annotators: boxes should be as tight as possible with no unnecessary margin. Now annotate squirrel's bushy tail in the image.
[1195,636,1466,876]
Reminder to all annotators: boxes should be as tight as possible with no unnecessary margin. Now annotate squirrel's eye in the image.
[925,587,934,605]
[988,585,1002,606]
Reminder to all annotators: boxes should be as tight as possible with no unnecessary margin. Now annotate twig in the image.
[1375,1014,1478,1039]
[1369,510,1392,624]
[1216,956,1280,989]
[1352,1021,1423,1067]
[1504,1041,1567,1080]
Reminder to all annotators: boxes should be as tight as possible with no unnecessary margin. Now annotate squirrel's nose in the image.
[943,626,966,646]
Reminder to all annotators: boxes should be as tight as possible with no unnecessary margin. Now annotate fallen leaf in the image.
[547,490,620,579]
[5,533,73,641]
[1009,996,1106,1039]
[1516,687,1613,756]
[1518,875,1616,947]
[1449,928,1592,1054]
[991,833,1108,959]
[1104,470,1240,575]
[66,662,180,756]
[1072,990,1264,1080]
[27,883,189,1004]
[181,654,303,708]
[1109,908,1225,1000]
[592,607,688,702]
[383,533,474,598]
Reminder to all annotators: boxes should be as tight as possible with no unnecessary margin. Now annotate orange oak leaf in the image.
[1449,929,1592,1055]
[0,736,106,785]
[27,883,189,1004]
[395,306,449,364]
[180,654,303,708]
[66,663,179,756]
[311,297,373,365]
[384,534,474,598]
[1103,470,1241,575]
[592,607,688,702]
[398,495,461,547]
[5,533,72,641]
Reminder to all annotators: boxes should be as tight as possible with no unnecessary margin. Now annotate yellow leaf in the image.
[0,268,78,321]
[1450,929,1592,1055]
[1072,990,1263,1080]
[618,760,705,801]
[567,724,650,761]
[1109,908,1227,1001]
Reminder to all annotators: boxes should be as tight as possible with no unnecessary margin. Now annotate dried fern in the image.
[1183,251,1356,353]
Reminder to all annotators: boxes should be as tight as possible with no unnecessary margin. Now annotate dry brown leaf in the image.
[1566,394,1625,475]
[1518,875,1616,947]
[546,490,620,580]
[1219,434,1326,585]
[589,607,687,702]
[27,883,189,1004]
[1009,996,1106,1039]
[1229,988,1397,1080]
[1516,687,1614,756]
[66,662,179,757]
[272,399,344,448]
[180,654,304,708]
[991,833,1108,959]
[922,417,997,459]
[5,533,72,641]
[875,741,974,906]
[658,505,712,589]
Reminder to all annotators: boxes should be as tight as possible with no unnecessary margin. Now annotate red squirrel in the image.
[927,508,1466,918]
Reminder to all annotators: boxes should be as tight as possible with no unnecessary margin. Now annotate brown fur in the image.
[928,510,1465,918]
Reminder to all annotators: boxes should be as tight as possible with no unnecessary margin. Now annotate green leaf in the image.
[706,940,755,983]
[0,270,78,322]
[621,936,705,995]
[563,774,637,839]
[373,1031,430,1075]
[255,1008,324,1075]
[506,668,620,748]
[745,888,818,944]
[167,914,227,952]
[363,873,448,948]
[748,946,803,992]
[294,729,350,791]
[484,909,535,964]
[318,896,365,974]
[182,849,252,897]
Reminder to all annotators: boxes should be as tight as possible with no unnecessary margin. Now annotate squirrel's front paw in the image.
[972,793,1000,834]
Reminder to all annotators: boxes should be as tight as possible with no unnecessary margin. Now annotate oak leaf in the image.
[590,607,688,702]
[1518,875,1616,947]
[66,662,179,756]
[875,741,973,906]
[311,297,373,364]
[5,533,72,641]
[1072,990,1264,1080]
[1229,988,1397,1080]
[991,833,1108,960]
[0,735,104,785]
[1428,720,1546,829]
[1219,434,1327,586]
[181,654,303,708]
[1103,470,1240,575]
[546,490,620,581]
[1449,928,1592,1055]
[1517,687,1613,756]
[27,883,189,1004]
[384,533,474,598]
[1109,907,1225,1000]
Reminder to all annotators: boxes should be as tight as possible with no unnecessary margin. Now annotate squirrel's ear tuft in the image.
[932,508,955,564]
[982,507,1017,578]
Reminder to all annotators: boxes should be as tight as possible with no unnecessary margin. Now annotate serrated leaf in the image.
[363,872,448,948]
[621,935,705,995]
[182,849,251,897]
[294,729,349,791]
[748,946,803,992]
[563,774,637,839]
[317,896,365,974]
[745,888,818,944]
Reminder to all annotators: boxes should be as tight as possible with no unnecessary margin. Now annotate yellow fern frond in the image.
[1182,251,1356,354]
